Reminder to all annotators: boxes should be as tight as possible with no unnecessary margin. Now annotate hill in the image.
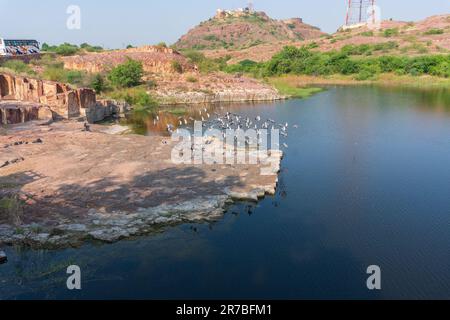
[202,14,450,64]
[174,9,325,51]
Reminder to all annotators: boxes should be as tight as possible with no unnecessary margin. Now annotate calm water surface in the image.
[1,86,449,299]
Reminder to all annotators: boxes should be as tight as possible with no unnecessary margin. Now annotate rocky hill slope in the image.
[61,45,281,104]
[63,45,195,74]
[203,14,450,64]
[174,10,325,50]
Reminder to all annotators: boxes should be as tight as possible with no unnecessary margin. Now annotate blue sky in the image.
[0,0,449,48]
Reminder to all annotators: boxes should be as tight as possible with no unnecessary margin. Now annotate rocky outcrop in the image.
[0,73,126,124]
[63,45,196,74]
[0,73,97,120]
[0,102,52,125]
[84,99,131,123]
[157,88,283,105]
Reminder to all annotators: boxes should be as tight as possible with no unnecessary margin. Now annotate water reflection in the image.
[123,86,450,137]
[123,101,284,136]
[1,85,450,299]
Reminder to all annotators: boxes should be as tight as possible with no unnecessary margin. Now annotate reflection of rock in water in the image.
[125,100,282,136]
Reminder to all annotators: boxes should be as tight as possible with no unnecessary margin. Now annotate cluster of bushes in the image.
[383,28,399,38]
[105,59,157,109]
[183,50,230,73]
[108,58,144,88]
[223,59,259,74]
[41,42,103,56]
[224,45,450,80]
[423,28,444,35]
[108,86,157,107]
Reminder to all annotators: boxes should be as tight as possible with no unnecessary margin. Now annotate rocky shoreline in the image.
[0,121,282,248]
[156,88,284,105]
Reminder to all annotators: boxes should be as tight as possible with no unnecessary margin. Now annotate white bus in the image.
[0,39,40,56]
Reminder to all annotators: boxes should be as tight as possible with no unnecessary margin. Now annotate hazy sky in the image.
[0,0,449,48]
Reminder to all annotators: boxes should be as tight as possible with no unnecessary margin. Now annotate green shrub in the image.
[109,87,157,107]
[108,58,143,88]
[42,42,86,56]
[355,70,374,81]
[224,59,259,73]
[220,44,450,80]
[42,66,67,82]
[183,50,228,73]
[186,76,198,83]
[203,35,219,42]
[184,50,206,64]
[66,70,84,85]
[54,43,80,56]
[373,41,399,51]
[91,74,106,93]
[383,28,399,38]
[424,29,444,35]
[306,42,319,49]
[171,60,183,73]
[80,43,103,52]
[360,31,374,37]
[1,60,33,74]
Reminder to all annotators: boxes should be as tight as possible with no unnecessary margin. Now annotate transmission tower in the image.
[248,1,254,13]
[345,0,376,26]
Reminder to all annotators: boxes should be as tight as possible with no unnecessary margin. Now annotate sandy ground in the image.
[0,121,281,247]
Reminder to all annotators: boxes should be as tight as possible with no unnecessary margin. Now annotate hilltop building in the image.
[215,5,255,19]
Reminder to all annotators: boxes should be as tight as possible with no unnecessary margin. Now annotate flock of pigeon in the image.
[156,108,298,150]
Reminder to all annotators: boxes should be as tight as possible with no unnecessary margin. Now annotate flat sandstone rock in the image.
[0,122,282,247]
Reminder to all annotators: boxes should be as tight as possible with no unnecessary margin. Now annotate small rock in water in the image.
[0,251,7,264]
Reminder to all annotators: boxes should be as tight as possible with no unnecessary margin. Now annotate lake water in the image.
[1,86,449,299]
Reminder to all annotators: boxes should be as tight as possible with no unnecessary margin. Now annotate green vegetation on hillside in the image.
[0,60,35,75]
[183,50,230,73]
[41,42,103,56]
[223,45,450,80]
[423,28,444,35]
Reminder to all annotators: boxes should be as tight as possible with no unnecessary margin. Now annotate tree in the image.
[54,43,80,56]
[108,58,144,88]
[91,74,105,93]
